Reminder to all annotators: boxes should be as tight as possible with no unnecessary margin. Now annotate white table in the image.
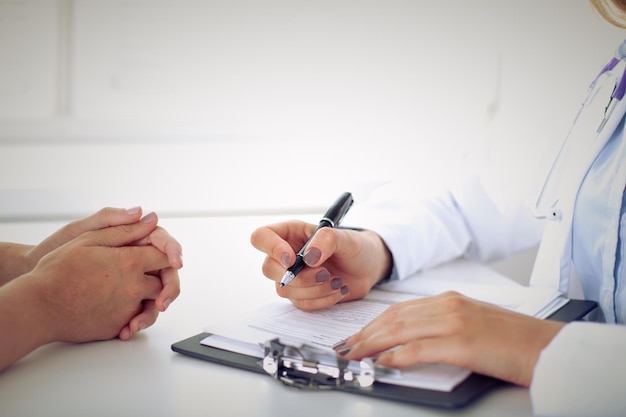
[0,215,535,417]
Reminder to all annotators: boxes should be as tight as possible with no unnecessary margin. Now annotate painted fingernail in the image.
[142,212,157,223]
[341,285,349,295]
[333,340,347,350]
[126,206,141,215]
[330,277,343,290]
[315,270,330,283]
[303,247,321,265]
[337,347,352,356]
[281,253,291,268]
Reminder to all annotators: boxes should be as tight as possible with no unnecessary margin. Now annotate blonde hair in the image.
[590,0,626,28]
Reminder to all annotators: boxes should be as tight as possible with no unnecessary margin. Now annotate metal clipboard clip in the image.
[262,338,375,390]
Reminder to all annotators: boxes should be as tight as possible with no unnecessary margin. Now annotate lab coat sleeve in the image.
[345,182,472,279]
[345,173,544,279]
[530,321,626,417]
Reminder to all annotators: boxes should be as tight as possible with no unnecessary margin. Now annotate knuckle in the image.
[445,313,469,334]
[384,303,402,321]
[388,319,406,337]
[99,207,113,217]
[403,341,424,357]
[440,291,468,311]
[121,251,144,274]
[315,227,336,245]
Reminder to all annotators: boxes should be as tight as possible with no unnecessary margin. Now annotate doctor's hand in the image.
[335,291,566,387]
[250,220,392,310]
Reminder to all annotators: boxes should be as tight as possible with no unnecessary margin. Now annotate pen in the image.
[280,192,354,287]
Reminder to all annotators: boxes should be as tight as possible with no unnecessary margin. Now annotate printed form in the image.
[201,263,565,392]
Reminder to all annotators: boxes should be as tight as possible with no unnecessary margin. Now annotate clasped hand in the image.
[24,207,183,342]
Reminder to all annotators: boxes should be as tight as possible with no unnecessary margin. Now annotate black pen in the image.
[280,192,354,287]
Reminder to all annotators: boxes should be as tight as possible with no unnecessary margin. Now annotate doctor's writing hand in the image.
[250,220,392,310]
[335,291,565,387]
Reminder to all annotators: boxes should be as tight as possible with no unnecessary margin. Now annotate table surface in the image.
[0,214,536,417]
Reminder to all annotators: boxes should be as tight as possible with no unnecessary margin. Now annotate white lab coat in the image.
[344,43,626,415]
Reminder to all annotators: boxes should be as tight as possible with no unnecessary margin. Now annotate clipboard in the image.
[171,299,597,409]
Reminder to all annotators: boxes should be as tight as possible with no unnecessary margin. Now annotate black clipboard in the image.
[171,299,597,409]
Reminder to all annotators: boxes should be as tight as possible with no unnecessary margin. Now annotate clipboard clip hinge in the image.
[262,338,375,390]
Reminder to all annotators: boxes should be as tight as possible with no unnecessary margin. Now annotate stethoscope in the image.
[529,38,626,293]
[532,39,626,221]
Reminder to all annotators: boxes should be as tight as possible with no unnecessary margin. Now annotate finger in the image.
[155,267,180,311]
[300,226,339,267]
[353,315,451,358]
[276,274,349,311]
[118,324,132,341]
[305,226,370,265]
[343,305,470,361]
[81,212,160,249]
[133,226,183,269]
[261,255,286,282]
[337,297,444,350]
[117,276,163,340]
[142,271,165,300]
[80,206,144,229]
[250,221,315,267]
[375,337,459,369]
[290,288,349,310]
[33,207,144,259]
[262,254,324,284]
[274,268,344,297]
[351,292,469,341]
[128,300,160,334]
[64,207,144,238]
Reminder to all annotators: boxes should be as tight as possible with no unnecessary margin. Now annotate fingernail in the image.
[333,340,347,350]
[177,254,184,268]
[163,298,172,310]
[340,285,349,295]
[281,253,291,268]
[142,212,157,223]
[338,347,352,356]
[330,277,343,290]
[303,247,321,265]
[315,270,330,283]
[137,322,146,331]
[126,206,141,215]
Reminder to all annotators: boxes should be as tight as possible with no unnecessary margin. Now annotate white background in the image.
[0,0,623,221]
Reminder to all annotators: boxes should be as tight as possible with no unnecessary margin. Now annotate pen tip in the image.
[280,271,295,287]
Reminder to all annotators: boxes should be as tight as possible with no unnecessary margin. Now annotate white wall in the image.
[0,0,623,221]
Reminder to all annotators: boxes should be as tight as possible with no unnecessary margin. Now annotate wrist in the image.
[0,243,35,286]
[0,273,57,371]
[361,230,394,284]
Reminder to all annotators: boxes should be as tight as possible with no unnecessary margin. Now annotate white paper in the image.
[201,265,565,392]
